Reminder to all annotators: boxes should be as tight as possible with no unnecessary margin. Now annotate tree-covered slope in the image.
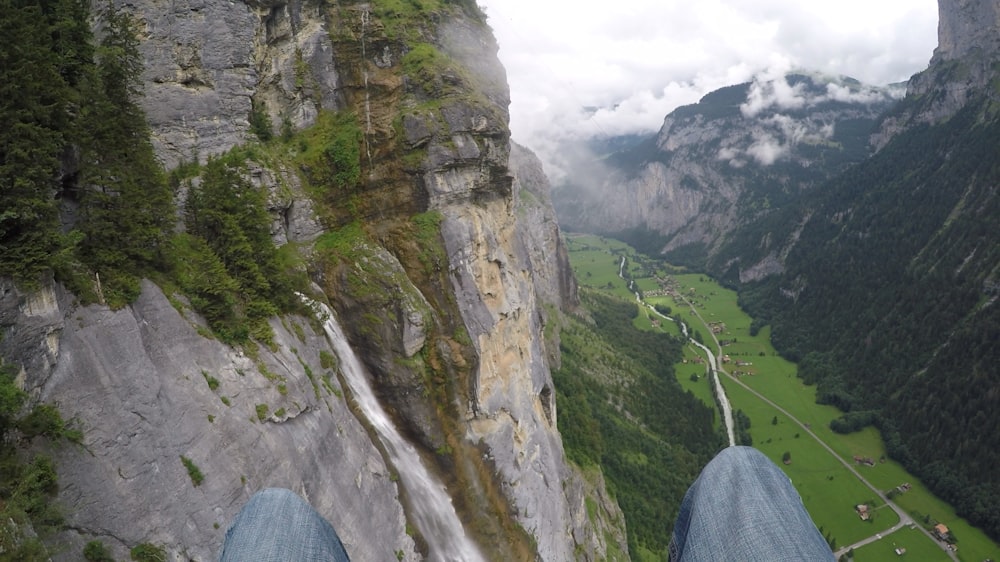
[553,288,722,559]
[738,95,1000,538]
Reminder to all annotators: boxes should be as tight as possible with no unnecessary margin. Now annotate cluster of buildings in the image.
[853,455,876,467]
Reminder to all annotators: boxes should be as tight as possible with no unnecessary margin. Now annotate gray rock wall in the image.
[126,0,340,168]
[2,280,416,561]
[934,0,1000,62]
[0,0,616,558]
[510,142,579,315]
[875,0,1000,148]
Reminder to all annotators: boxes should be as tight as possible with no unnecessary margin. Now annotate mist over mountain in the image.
[552,72,902,268]
[0,0,996,558]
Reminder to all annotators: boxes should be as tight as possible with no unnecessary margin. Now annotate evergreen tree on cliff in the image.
[0,0,79,282]
[77,4,174,304]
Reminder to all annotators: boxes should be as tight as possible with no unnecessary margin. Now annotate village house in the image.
[856,504,870,520]
[933,523,951,541]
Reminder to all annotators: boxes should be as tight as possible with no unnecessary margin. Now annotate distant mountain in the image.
[552,73,902,267]
[738,91,999,540]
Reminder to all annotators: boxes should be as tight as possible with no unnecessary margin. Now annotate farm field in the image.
[852,526,952,562]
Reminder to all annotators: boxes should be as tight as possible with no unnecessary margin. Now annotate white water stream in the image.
[358,9,374,173]
[690,338,736,447]
[620,260,736,446]
[302,296,485,562]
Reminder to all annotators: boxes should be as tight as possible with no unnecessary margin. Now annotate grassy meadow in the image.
[851,526,952,562]
[564,233,1000,562]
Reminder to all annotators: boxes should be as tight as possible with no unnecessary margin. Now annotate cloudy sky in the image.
[478,0,938,174]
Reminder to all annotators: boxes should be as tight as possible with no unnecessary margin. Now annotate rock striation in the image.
[135,0,340,168]
[933,0,1000,63]
[1,279,416,561]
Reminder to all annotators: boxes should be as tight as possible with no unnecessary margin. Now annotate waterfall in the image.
[359,8,374,174]
[301,296,485,562]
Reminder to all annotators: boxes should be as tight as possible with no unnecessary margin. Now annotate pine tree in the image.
[0,0,73,282]
[77,3,173,304]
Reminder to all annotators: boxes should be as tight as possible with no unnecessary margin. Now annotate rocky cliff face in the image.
[0,0,607,560]
[2,279,414,561]
[554,74,900,274]
[873,0,1000,148]
[137,0,341,168]
[933,0,1000,64]
[510,143,579,368]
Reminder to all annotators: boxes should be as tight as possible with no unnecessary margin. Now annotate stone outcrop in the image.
[873,0,1000,148]
[933,0,1000,63]
[511,143,579,314]
[134,0,340,168]
[1,279,416,562]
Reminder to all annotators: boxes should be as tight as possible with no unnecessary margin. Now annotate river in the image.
[618,257,735,446]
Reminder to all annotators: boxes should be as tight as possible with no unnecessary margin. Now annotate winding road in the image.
[646,303,735,446]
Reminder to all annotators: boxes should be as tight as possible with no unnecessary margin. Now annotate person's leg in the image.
[669,446,834,562]
[219,488,350,562]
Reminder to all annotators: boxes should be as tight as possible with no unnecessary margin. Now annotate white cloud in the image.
[479,0,938,177]
[741,74,807,118]
[746,135,788,166]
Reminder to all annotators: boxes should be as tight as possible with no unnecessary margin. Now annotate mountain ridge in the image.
[552,72,901,269]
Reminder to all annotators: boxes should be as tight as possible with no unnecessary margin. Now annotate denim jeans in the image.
[669,446,835,561]
[218,488,350,562]
[221,448,832,561]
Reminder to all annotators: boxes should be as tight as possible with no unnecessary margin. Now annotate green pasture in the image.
[672,274,1000,562]
[852,526,952,562]
[723,379,899,549]
[565,234,635,300]
[564,237,999,561]
[675,345,717,427]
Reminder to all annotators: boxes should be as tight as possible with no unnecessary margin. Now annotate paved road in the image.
[676,295,959,562]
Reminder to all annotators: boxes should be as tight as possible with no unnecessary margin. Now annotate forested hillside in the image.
[738,94,1000,539]
[1,0,625,557]
[553,288,722,559]
[0,0,177,300]
[0,0,179,553]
